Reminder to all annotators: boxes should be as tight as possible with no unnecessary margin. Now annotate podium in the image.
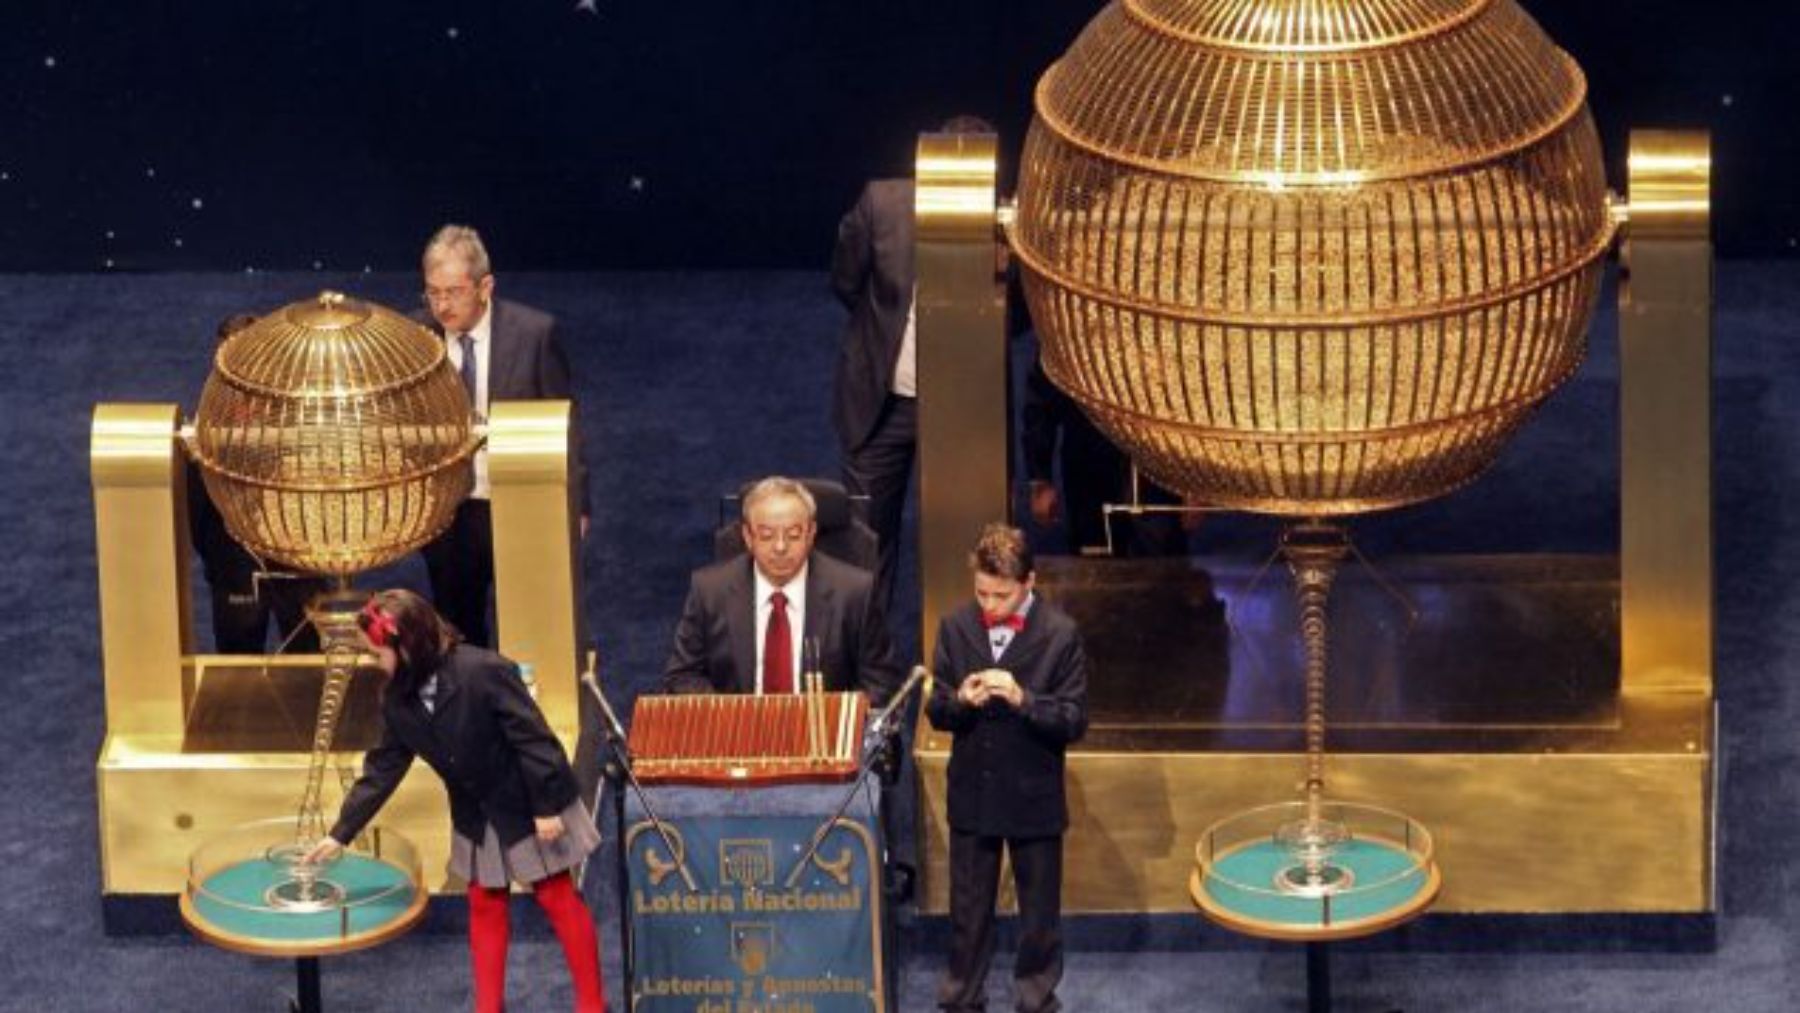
[611,689,892,1011]
[624,784,888,1013]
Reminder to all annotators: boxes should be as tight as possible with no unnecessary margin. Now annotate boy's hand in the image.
[957,672,991,707]
[982,670,1025,709]
[960,669,1023,709]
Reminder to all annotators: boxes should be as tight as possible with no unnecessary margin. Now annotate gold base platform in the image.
[98,655,580,896]
[914,554,1714,915]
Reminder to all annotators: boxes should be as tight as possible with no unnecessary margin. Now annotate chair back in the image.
[714,478,878,572]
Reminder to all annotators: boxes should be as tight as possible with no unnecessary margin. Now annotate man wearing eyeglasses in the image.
[661,476,899,705]
[417,224,590,649]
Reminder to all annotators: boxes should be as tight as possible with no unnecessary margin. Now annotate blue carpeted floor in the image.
[1,262,1795,1011]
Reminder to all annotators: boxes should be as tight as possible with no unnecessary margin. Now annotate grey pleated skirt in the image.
[449,800,601,888]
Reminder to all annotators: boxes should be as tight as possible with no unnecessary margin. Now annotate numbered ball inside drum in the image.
[189,290,480,576]
[1011,0,1616,515]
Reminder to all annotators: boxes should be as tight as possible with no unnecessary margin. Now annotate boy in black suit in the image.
[926,524,1088,1013]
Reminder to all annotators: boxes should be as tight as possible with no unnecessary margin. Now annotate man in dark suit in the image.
[830,116,994,612]
[926,524,1088,1013]
[417,224,589,648]
[662,476,900,705]
[190,312,329,653]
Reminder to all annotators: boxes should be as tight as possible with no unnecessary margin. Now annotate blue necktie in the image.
[457,333,477,409]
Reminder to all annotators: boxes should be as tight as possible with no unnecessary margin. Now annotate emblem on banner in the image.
[720,838,775,888]
[636,824,692,888]
[730,921,777,975]
[809,844,855,887]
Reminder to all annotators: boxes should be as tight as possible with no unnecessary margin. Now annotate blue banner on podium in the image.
[626,785,886,1013]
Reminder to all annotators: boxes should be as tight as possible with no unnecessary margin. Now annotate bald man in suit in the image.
[662,476,900,705]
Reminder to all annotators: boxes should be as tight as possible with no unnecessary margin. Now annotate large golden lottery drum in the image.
[189,291,478,575]
[1012,0,1616,515]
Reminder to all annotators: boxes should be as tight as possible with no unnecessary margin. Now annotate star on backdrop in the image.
[6,2,1796,274]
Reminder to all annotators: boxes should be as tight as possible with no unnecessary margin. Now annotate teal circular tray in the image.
[181,821,427,958]
[1192,802,1440,942]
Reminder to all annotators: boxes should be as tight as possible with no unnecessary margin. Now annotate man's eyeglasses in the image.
[421,284,479,306]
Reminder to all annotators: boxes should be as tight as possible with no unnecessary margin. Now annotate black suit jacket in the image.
[661,552,901,705]
[418,297,590,514]
[830,178,915,454]
[926,598,1089,838]
[330,645,581,849]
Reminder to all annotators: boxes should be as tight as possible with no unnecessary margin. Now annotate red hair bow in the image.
[359,598,398,649]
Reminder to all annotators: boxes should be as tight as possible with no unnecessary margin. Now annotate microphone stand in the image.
[782,667,931,889]
[579,655,696,1013]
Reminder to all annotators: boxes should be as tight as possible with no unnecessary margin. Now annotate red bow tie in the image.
[983,612,1025,632]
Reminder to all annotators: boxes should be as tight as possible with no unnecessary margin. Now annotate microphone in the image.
[579,651,698,893]
[868,664,932,732]
[579,652,629,746]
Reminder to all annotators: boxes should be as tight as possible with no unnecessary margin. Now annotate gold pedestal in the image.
[99,727,468,897]
[919,704,1711,914]
[915,130,1010,663]
[92,401,583,899]
[915,554,1714,915]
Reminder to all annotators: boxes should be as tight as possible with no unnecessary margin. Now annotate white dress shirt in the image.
[891,286,917,398]
[753,562,809,694]
[989,592,1036,662]
[445,302,494,498]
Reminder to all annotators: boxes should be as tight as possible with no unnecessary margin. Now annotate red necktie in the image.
[983,612,1025,632]
[764,590,792,694]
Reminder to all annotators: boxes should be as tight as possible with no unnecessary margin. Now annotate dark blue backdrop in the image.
[4,0,1796,271]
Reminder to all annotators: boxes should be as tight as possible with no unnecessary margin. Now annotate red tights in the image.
[467,872,606,1013]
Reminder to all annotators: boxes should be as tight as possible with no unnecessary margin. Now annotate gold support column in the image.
[487,400,584,738]
[91,404,189,739]
[915,131,1008,661]
[1620,130,1713,697]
